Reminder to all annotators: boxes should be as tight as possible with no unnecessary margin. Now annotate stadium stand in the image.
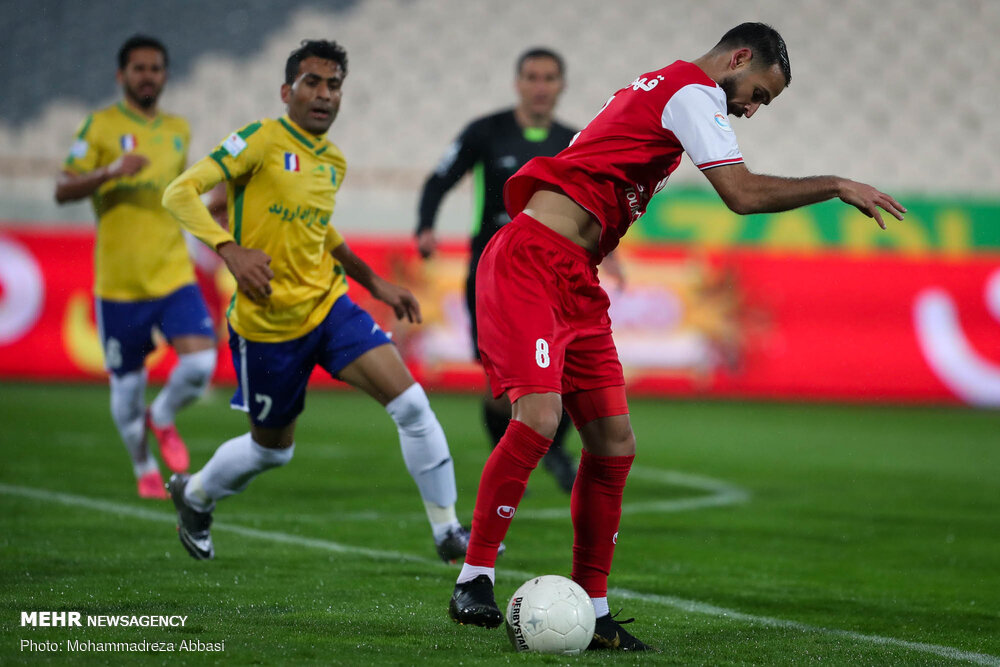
[1,0,998,231]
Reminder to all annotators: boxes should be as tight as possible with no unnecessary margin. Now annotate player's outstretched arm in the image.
[332,243,422,324]
[55,154,148,203]
[702,162,905,228]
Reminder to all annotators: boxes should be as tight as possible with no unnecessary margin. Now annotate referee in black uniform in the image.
[416,48,578,492]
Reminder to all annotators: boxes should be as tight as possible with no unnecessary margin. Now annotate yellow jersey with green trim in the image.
[172,115,349,342]
[63,102,193,300]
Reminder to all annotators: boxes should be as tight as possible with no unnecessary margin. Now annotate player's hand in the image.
[217,242,273,303]
[416,229,436,259]
[106,153,149,178]
[837,179,906,230]
[372,277,422,324]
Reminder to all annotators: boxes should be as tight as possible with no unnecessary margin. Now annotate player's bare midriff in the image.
[523,187,601,253]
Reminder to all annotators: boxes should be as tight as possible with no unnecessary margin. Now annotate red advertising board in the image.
[2,227,999,406]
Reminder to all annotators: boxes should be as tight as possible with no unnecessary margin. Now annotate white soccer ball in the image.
[505,574,596,655]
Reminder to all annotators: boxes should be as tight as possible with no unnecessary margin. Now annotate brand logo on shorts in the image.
[613,531,618,545]
[497,505,516,519]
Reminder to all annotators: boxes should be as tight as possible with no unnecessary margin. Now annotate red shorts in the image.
[476,213,626,409]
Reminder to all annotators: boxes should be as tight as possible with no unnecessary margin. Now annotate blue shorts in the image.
[96,284,215,376]
[228,294,393,428]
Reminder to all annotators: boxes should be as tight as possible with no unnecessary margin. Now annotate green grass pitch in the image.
[1,382,998,665]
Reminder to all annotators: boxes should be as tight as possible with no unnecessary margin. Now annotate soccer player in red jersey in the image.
[415,48,582,494]
[447,23,905,651]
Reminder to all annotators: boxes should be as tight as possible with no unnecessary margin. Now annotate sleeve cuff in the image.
[697,157,744,170]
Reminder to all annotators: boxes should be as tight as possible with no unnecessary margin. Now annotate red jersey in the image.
[504,60,743,259]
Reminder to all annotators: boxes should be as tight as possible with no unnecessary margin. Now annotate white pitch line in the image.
[1,482,996,666]
[608,588,1000,667]
[219,466,749,523]
[517,466,751,520]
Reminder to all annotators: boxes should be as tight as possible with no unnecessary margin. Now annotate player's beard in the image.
[125,82,161,110]
[717,75,743,117]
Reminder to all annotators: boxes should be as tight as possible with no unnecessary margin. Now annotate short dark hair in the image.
[516,47,565,77]
[715,22,790,85]
[118,34,168,70]
[285,39,348,84]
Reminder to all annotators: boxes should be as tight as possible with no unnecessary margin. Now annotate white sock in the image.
[184,470,211,509]
[385,384,459,529]
[425,500,461,542]
[592,596,609,618]
[457,564,494,585]
[150,348,216,427]
[185,433,293,511]
[135,458,159,477]
[109,369,155,477]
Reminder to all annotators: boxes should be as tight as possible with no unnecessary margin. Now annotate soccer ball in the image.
[505,575,596,655]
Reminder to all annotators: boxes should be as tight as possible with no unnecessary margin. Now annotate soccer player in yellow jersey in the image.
[55,35,216,500]
[162,40,480,563]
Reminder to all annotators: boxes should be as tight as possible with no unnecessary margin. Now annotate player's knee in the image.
[511,393,563,439]
[109,370,145,423]
[611,427,637,456]
[528,413,561,440]
[599,420,635,456]
[252,439,294,469]
[177,349,216,390]
[386,383,436,432]
[513,405,562,440]
[109,393,142,424]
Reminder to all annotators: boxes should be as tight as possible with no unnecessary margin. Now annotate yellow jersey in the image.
[64,102,194,300]
[163,115,349,343]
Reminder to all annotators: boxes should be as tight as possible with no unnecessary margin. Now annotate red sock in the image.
[571,450,634,598]
[465,420,552,566]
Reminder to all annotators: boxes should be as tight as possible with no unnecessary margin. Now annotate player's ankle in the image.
[457,564,494,585]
